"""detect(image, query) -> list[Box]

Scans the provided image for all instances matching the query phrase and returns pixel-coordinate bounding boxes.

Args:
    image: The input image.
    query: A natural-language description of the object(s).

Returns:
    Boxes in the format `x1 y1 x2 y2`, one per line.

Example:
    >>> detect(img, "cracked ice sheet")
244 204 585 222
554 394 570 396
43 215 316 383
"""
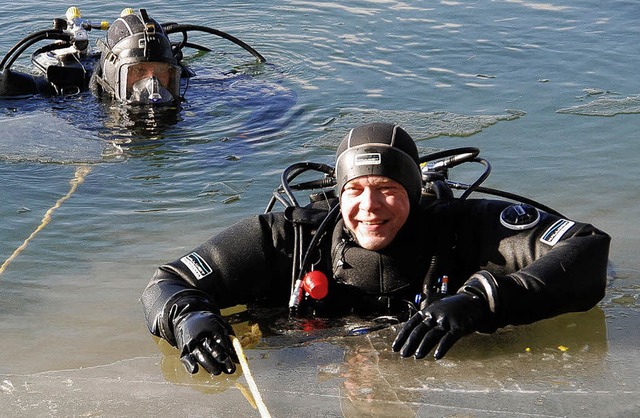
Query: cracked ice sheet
306 107 526 152
0 112 121 164
0 344 346 417
1 310 639 418
556 93 640 116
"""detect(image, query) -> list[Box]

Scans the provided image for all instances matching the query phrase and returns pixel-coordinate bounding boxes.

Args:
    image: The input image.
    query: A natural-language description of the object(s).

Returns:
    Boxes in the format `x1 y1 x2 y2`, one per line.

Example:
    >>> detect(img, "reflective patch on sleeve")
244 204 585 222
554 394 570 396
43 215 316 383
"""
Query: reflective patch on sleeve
180 252 213 280
473 273 497 313
540 219 575 246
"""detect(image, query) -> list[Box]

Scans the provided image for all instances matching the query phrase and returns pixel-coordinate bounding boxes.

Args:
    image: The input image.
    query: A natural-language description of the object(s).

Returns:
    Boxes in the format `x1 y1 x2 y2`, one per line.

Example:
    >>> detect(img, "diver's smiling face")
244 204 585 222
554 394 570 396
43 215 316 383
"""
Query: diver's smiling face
340 175 410 251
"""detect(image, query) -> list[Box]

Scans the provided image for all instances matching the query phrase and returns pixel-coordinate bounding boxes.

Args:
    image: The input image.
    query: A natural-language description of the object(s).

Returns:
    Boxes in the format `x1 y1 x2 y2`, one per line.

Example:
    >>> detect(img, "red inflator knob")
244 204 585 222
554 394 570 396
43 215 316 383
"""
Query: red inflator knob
302 270 329 300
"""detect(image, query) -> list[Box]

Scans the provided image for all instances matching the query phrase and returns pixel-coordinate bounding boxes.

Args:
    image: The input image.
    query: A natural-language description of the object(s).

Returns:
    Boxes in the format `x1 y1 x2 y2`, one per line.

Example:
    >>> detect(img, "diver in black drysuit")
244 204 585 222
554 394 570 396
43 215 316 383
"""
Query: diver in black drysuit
141 122 611 376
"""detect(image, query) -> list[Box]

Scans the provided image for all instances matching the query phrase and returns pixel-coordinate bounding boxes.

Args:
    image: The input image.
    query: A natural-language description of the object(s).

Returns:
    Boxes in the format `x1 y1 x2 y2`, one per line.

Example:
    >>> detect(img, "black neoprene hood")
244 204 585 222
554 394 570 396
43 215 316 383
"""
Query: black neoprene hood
335 123 423 204
106 13 176 64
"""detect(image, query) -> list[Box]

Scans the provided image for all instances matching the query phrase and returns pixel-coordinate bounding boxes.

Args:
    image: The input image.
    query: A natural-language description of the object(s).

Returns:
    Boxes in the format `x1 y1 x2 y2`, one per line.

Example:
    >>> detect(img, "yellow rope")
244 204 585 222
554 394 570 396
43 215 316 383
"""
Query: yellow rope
231 335 272 418
2 167 271 418
0 165 91 276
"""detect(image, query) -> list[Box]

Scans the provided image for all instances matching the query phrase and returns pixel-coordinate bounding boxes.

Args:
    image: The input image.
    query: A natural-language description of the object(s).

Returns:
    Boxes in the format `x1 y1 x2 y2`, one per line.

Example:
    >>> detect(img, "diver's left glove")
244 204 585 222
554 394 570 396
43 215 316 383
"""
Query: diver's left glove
173 311 238 375
391 290 490 360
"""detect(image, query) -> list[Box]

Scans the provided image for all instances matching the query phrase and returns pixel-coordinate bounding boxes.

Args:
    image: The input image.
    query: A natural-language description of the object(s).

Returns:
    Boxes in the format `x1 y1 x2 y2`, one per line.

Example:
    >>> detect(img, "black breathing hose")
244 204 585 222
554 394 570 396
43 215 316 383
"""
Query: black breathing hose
458 158 491 200
162 24 266 63
0 29 69 70
265 162 335 212
31 42 72 57
419 146 480 168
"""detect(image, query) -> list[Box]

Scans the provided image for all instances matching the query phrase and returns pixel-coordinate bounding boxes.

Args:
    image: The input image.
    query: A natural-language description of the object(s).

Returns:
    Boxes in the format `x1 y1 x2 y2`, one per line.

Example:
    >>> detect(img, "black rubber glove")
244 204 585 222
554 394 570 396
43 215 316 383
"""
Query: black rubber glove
173 311 238 375
392 291 489 359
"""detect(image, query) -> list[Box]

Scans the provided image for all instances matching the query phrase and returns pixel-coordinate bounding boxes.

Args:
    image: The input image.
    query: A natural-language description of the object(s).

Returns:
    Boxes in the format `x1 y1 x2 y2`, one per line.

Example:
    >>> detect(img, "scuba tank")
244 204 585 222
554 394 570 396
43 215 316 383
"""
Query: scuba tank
31 6 108 96
0 7 108 98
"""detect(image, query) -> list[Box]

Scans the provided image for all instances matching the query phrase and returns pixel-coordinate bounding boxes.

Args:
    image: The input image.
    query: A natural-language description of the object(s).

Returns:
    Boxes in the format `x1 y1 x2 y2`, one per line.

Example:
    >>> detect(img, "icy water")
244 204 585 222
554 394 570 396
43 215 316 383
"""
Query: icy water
1 1 639 417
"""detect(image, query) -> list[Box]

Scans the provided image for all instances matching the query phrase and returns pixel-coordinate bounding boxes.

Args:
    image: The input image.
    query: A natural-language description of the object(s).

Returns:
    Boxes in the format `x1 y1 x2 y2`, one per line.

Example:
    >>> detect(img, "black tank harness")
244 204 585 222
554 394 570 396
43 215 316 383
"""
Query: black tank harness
264 147 564 321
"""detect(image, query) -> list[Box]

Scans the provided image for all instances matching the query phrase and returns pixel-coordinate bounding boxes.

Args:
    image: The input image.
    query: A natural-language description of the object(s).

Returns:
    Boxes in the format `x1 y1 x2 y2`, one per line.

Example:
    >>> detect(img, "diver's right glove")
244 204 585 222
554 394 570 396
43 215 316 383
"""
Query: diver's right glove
173 310 238 375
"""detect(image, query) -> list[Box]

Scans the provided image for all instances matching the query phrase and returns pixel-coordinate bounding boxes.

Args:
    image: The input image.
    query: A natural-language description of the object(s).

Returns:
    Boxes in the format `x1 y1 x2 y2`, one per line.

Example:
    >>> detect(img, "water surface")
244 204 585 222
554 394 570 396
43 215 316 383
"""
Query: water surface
1 1 638 416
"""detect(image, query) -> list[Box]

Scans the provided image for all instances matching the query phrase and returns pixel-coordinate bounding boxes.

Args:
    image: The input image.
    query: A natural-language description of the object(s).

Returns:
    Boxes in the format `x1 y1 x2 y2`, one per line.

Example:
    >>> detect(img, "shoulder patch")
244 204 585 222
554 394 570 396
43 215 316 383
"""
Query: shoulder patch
540 219 575 246
180 252 213 280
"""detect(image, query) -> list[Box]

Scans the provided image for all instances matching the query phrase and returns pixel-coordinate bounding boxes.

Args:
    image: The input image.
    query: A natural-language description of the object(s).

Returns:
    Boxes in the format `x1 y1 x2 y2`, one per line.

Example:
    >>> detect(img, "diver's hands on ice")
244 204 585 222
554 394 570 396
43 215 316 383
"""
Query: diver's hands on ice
174 311 238 375
392 292 487 359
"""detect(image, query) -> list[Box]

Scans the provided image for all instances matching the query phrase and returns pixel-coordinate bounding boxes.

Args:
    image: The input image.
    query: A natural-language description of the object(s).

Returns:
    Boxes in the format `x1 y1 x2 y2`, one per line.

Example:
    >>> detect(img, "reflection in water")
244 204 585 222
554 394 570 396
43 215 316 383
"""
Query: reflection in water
332 308 608 417
182 68 299 140
100 102 184 141
155 307 607 417
340 342 417 417
157 336 241 395
91 70 298 162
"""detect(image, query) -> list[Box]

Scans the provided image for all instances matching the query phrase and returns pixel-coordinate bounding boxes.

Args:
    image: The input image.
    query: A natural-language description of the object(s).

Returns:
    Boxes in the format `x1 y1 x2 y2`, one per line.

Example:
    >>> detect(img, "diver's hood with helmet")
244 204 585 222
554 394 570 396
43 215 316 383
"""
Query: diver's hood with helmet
91 9 181 105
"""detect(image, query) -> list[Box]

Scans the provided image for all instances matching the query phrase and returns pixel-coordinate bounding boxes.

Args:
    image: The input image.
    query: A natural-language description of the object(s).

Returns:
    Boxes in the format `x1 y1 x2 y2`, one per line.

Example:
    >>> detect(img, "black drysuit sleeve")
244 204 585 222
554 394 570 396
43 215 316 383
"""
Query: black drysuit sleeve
451 199 611 332
141 212 294 345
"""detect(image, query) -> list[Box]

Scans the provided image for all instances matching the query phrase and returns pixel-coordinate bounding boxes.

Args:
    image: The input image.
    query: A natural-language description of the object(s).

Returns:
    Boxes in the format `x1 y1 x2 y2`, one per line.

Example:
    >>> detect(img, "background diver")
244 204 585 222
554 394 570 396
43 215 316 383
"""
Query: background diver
0 7 265 104
141 122 611 376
